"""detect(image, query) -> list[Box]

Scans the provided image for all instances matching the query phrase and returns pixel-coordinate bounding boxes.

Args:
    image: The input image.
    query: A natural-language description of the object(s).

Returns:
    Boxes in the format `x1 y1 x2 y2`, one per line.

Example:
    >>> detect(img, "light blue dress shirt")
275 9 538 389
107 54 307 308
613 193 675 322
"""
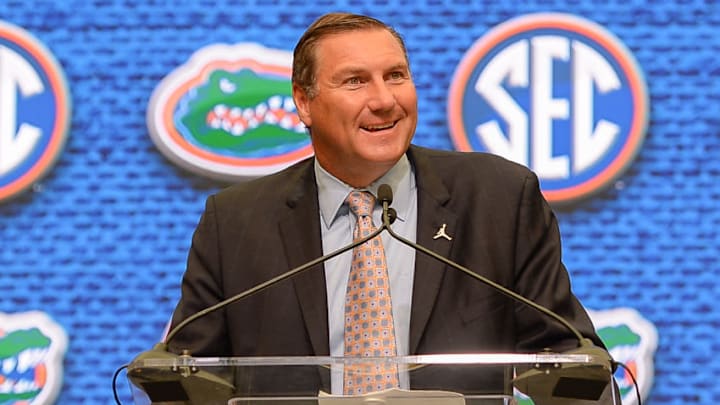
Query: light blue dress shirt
314 155 418 394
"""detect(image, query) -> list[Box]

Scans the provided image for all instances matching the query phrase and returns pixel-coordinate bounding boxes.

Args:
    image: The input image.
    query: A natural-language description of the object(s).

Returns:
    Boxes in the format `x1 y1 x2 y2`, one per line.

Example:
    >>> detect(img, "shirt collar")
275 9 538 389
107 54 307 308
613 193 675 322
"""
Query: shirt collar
315 155 415 229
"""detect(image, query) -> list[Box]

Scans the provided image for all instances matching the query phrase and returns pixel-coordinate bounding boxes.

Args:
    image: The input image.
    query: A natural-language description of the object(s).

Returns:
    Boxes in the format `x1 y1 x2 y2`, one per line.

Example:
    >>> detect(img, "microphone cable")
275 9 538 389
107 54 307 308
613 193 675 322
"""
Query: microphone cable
112 363 128 405
614 360 642 405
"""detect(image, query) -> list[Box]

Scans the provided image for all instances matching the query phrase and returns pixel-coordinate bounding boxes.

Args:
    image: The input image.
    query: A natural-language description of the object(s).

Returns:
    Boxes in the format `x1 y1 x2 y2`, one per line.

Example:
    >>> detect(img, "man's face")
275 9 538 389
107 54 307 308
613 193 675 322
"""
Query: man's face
293 28 418 187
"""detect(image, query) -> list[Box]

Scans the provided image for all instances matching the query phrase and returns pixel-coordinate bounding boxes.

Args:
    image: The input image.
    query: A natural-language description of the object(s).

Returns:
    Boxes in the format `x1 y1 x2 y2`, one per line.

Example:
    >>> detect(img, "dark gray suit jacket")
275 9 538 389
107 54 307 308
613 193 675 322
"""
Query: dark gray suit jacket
168 145 604 396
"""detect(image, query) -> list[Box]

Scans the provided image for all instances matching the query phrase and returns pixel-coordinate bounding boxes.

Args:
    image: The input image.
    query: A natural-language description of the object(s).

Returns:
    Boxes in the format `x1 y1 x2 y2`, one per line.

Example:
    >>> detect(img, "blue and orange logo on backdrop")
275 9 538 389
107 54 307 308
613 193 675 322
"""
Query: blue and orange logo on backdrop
448 13 648 205
0 21 71 203
589 308 657 405
147 43 312 181
0 311 68 405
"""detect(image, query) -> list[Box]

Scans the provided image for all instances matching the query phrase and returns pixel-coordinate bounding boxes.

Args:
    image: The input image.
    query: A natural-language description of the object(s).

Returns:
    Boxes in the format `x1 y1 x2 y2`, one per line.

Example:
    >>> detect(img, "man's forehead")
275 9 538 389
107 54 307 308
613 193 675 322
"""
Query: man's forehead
314 30 407 68
315 28 403 54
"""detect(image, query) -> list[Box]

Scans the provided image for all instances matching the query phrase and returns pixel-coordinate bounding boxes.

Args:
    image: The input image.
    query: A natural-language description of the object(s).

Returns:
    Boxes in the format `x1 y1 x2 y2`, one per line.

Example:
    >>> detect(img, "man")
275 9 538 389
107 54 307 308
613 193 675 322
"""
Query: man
167 12 611 400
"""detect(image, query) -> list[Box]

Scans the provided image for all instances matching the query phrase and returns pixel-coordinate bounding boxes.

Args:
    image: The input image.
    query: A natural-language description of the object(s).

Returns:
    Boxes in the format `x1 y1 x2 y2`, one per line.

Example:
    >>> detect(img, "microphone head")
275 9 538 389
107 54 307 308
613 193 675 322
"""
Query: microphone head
377 184 393 205
387 207 398 224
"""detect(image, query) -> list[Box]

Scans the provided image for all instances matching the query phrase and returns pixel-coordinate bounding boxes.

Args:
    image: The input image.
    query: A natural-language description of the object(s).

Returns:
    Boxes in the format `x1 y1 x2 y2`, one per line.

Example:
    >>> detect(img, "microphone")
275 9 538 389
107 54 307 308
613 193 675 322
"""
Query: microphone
375 184 616 403
377 183 397 224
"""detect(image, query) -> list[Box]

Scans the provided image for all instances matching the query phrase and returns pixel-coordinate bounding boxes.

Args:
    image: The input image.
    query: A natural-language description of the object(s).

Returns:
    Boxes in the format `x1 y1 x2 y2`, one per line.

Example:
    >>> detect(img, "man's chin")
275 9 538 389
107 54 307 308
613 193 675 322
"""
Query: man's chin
361 146 408 165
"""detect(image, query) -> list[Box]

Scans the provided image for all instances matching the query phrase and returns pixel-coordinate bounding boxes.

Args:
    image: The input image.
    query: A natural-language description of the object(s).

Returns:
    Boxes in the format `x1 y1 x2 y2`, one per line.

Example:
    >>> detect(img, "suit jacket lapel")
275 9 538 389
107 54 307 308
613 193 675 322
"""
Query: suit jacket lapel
277 160 330 357
407 146 458 354
275 148 458 357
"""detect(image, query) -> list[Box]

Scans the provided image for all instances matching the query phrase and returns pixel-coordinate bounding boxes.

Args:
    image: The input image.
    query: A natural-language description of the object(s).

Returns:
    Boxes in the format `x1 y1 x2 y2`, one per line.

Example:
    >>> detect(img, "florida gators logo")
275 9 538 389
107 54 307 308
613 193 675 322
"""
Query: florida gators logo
448 13 648 205
147 43 312 181
589 308 657 405
0 21 71 203
0 311 68 404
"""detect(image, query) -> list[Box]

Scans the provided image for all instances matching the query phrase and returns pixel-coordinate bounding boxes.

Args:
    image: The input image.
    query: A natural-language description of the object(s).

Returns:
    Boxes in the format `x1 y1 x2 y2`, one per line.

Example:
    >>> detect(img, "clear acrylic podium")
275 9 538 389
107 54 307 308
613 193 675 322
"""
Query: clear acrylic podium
127 353 615 405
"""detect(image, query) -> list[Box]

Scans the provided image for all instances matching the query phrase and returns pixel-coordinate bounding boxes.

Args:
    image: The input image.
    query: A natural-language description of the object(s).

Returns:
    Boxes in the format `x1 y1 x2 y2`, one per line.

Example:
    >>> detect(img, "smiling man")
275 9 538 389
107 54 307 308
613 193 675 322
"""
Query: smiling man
291 19 417 188
166 12 611 399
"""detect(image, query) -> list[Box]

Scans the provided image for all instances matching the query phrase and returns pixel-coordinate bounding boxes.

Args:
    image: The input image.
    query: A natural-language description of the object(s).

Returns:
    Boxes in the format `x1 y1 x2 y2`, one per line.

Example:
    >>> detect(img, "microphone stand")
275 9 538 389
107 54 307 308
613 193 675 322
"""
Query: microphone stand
375 184 616 403
378 189 589 346
151 227 387 355
126 214 389 404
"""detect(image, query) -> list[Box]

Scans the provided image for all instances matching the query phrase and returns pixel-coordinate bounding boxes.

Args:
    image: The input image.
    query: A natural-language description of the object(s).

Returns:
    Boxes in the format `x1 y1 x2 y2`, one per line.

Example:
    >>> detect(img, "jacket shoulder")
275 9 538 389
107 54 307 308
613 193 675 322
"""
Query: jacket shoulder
211 157 314 206
409 145 534 185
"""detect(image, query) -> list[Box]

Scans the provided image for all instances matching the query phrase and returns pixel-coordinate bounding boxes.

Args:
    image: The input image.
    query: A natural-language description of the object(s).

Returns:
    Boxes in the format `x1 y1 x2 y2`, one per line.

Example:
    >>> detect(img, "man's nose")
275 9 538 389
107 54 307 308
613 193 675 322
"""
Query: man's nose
366 81 396 112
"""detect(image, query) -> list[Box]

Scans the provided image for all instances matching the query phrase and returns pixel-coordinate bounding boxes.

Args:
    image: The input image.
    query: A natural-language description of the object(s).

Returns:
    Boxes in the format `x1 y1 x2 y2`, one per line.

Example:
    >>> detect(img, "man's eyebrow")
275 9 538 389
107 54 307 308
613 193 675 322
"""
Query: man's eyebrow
333 63 409 77
335 67 366 76
329 67 368 83
386 63 410 72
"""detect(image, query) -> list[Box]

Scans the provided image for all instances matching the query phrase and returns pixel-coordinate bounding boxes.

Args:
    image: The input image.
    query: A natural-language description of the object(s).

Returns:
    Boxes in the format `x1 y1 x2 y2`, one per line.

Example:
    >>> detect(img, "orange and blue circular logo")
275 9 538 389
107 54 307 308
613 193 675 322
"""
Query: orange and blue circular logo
0 311 68 405
147 43 312 181
448 13 648 205
0 21 71 203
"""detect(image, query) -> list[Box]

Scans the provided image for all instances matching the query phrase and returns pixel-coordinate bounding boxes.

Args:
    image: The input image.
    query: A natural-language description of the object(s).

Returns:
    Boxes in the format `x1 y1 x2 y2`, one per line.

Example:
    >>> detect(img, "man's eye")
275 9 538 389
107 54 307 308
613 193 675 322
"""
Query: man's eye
347 77 361 85
389 71 406 80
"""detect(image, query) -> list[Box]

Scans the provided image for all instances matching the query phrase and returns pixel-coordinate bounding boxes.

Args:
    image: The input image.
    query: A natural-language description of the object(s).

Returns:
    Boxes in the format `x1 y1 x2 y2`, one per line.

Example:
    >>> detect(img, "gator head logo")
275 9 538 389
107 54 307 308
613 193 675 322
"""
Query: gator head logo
0 312 67 404
589 308 657 405
147 43 312 181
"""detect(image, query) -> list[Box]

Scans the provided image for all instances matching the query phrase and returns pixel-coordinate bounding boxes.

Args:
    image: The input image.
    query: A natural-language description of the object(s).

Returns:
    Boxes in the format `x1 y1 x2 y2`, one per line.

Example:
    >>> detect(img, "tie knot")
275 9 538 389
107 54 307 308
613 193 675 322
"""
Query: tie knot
346 191 375 218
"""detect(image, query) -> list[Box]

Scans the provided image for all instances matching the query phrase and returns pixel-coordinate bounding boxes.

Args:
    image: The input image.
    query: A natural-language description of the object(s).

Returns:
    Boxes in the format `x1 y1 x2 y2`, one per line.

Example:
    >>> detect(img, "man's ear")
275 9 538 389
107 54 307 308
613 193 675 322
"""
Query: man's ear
292 84 312 128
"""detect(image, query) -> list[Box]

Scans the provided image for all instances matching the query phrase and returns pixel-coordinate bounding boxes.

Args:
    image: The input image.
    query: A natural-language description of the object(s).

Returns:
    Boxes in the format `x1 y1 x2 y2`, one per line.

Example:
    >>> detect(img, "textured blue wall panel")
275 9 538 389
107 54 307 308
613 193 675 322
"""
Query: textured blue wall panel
0 0 718 403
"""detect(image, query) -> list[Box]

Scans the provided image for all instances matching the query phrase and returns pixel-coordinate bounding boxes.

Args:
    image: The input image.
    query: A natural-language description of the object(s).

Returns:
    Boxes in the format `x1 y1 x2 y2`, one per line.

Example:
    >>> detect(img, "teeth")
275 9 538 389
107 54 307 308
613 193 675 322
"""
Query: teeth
0 376 40 394
364 122 394 131
230 123 244 136
255 103 268 116
0 348 48 394
221 120 232 132
213 104 228 116
279 116 295 129
2 348 49 374
283 97 296 112
208 117 221 128
205 96 305 138
229 107 242 119
2 357 16 374
268 95 282 109
15 377 39 392
17 347 49 373
265 113 279 125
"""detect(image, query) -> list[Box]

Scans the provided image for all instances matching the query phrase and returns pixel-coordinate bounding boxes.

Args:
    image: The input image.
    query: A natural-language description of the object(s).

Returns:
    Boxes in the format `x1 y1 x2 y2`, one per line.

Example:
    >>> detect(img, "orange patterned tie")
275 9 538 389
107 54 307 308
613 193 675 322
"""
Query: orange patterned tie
343 191 400 395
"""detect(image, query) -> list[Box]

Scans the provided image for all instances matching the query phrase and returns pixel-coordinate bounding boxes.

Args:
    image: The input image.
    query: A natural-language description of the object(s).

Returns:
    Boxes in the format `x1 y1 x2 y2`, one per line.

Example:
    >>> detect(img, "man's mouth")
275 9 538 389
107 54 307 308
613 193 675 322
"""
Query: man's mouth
361 121 397 132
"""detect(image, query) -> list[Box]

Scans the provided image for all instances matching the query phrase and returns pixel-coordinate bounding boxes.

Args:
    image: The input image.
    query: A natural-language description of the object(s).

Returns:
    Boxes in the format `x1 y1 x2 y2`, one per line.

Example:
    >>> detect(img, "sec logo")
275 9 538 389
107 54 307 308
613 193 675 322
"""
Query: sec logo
0 21 71 203
147 43 312 181
448 13 648 205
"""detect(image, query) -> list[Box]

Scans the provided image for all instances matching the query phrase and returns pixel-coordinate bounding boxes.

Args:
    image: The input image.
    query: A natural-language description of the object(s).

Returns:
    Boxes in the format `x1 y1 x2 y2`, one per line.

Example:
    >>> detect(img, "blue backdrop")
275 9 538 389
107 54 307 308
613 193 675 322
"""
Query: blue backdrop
0 0 718 403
